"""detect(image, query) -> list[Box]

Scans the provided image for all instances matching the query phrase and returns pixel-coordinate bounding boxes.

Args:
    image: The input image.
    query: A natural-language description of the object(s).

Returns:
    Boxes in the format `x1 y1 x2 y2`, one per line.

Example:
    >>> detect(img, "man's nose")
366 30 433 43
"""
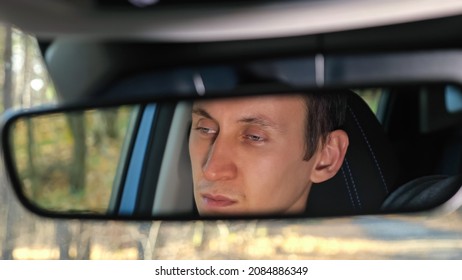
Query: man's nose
202 136 237 181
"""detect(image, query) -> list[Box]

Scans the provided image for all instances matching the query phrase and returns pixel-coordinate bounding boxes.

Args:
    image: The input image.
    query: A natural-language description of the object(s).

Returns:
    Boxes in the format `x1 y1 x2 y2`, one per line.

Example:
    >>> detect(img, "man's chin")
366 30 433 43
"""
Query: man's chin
198 206 241 216
197 206 279 217
197 205 305 217
198 205 252 217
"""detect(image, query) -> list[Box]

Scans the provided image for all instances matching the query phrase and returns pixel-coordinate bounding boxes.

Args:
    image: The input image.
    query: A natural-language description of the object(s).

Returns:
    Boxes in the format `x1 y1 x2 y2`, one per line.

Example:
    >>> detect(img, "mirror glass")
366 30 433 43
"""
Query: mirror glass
5 86 462 219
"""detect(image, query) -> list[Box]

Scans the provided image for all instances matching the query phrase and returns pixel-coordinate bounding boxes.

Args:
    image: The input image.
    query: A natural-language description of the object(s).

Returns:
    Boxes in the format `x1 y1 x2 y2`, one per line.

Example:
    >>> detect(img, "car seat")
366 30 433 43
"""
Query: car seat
306 91 403 216
381 174 462 212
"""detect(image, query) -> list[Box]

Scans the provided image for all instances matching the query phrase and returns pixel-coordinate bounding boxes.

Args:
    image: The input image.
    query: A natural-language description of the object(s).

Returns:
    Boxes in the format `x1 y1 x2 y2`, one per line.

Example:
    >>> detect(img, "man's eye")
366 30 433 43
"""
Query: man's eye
196 127 217 135
245 134 265 142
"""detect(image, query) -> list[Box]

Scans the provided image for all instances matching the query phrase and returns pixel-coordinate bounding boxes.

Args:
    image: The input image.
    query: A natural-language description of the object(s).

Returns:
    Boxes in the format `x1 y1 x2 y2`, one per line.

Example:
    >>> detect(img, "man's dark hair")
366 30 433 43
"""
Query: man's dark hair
301 91 348 160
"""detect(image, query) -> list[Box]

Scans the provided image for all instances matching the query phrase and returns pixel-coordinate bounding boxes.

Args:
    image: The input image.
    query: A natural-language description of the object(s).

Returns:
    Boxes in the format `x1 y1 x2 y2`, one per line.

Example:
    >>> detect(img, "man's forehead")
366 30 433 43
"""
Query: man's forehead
192 94 306 128
192 94 306 109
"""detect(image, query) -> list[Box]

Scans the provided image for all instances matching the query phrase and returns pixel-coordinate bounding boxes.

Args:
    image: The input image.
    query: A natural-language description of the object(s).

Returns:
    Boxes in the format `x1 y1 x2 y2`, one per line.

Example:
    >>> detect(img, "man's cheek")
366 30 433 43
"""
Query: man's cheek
190 144 206 170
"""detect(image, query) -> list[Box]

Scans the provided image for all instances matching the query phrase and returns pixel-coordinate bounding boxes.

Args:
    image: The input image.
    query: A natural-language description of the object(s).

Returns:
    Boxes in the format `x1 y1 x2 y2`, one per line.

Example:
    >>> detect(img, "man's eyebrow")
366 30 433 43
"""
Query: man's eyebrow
192 108 280 130
238 115 280 130
192 107 214 120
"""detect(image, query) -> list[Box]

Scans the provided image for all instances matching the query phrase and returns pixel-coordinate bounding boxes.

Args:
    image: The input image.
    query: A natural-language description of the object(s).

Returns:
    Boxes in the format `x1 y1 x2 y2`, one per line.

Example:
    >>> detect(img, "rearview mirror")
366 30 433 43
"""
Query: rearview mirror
3 85 462 219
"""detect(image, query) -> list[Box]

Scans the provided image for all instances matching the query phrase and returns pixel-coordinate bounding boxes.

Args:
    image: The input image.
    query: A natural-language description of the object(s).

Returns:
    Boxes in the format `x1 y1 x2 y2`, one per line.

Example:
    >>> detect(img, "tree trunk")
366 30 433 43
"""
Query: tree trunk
2 24 12 110
56 222 71 259
26 118 39 199
1 187 16 259
67 113 86 194
75 224 91 259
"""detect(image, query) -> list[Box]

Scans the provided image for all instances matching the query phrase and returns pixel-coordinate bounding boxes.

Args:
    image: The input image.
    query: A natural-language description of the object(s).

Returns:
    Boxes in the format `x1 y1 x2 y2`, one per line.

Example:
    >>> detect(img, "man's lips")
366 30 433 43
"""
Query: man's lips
202 193 237 207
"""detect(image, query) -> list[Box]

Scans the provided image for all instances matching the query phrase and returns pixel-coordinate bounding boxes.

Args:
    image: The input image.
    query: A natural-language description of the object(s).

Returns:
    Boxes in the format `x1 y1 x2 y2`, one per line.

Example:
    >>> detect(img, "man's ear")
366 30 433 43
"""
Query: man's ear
310 130 349 183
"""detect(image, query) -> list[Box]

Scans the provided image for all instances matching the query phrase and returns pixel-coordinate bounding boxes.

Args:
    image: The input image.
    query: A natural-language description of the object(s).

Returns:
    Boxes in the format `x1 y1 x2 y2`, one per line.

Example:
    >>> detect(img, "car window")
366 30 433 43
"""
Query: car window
355 88 386 118
0 26 57 110
445 85 462 113
0 24 147 259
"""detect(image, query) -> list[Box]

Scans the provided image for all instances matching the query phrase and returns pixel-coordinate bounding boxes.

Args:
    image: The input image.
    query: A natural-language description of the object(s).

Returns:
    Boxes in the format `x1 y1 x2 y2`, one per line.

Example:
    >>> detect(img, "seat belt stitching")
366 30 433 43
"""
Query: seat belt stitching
345 158 362 209
341 165 357 210
348 106 389 194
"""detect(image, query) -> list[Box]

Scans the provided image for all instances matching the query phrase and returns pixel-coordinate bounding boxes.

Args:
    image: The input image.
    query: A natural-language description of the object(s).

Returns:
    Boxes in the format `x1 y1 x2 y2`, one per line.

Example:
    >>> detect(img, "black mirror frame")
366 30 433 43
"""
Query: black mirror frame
3 50 462 220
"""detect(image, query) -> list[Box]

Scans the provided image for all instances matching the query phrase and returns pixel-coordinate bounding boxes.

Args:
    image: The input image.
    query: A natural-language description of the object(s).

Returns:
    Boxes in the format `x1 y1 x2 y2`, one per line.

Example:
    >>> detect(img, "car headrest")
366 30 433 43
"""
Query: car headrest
306 91 402 216
381 174 462 212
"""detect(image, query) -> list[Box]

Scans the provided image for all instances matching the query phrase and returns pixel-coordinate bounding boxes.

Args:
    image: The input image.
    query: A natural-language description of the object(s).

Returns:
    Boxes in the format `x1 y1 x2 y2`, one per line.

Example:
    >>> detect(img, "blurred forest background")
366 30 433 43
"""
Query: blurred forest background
1 23 447 260
12 106 133 214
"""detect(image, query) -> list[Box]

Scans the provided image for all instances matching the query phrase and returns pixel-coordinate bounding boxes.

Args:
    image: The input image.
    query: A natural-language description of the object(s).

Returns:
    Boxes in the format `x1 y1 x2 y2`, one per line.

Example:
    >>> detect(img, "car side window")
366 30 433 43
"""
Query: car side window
0 26 57 109
355 88 388 123
0 25 149 259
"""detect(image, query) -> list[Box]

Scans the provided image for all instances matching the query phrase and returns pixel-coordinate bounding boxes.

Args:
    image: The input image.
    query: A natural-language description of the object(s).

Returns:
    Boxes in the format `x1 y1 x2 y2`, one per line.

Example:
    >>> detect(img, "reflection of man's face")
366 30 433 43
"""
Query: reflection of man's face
189 95 318 216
